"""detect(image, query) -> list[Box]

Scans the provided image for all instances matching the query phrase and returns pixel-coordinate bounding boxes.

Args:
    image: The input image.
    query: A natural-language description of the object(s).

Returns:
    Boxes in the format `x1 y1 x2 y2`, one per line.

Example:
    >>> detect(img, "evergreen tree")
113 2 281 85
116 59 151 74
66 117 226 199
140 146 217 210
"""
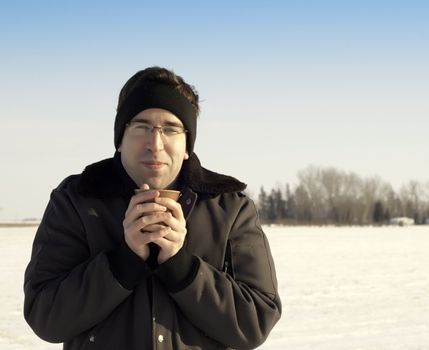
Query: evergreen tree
257 186 269 222
267 190 277 222
373 200 385 224
273 188 287 220
285 183 296 219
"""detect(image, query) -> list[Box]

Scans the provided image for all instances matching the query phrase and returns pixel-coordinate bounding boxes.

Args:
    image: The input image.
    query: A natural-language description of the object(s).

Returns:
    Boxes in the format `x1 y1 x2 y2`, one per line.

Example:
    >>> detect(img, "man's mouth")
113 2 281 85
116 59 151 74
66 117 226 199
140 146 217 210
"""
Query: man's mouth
141 161 165 169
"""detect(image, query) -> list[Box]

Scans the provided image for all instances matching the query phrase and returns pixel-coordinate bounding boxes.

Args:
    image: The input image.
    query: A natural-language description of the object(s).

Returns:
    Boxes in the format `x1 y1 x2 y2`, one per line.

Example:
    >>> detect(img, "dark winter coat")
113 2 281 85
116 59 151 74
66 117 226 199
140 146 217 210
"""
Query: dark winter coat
24 153 281 350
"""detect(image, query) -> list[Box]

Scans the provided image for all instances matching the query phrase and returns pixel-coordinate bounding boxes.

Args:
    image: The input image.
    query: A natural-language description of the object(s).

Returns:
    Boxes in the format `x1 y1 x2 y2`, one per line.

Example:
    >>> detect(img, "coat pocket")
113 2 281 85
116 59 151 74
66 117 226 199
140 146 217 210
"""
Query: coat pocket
222 240 235 278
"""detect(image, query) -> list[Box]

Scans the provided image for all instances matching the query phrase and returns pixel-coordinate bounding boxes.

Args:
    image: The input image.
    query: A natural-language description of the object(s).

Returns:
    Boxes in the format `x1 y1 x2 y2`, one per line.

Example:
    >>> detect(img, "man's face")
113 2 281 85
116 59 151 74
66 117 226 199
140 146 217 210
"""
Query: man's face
118 108 189 189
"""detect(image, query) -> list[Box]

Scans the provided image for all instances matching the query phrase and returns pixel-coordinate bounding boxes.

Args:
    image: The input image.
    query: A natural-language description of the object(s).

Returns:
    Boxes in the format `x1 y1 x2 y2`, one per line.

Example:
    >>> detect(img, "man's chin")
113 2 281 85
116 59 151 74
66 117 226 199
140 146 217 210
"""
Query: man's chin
143 179 169 190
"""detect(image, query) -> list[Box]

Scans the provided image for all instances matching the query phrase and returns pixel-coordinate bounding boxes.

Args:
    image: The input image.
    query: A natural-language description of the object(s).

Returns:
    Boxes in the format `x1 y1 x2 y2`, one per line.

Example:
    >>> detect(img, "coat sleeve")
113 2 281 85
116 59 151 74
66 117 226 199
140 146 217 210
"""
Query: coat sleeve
23 188 132 343
156 194 282 349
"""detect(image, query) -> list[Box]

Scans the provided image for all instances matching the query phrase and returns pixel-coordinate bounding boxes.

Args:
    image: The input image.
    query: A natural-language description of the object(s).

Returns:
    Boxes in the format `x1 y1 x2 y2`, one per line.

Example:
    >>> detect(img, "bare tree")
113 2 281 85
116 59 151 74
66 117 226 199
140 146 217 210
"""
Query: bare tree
254 165 429 226
400 181 424 223
297 166 327 222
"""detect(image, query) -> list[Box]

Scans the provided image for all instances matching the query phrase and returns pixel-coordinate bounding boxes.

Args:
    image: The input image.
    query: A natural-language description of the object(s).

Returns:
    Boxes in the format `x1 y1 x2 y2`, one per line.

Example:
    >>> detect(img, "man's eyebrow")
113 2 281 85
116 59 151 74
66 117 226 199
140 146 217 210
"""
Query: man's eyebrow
163 121 184 127
130 118 149 123
131 118 183 127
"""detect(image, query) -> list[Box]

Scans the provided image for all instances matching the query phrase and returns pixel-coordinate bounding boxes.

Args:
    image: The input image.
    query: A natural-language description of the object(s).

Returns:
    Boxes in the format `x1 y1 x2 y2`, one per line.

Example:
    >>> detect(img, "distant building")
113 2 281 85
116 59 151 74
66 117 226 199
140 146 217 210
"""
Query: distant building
425 218 429 225
0 218 40 227
389 217 415 226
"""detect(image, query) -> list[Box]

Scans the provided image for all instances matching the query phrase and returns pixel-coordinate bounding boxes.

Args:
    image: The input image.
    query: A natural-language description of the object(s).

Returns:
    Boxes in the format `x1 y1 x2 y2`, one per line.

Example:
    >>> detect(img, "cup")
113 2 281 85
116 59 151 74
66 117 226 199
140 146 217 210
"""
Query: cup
156 189 181 201
135 189 181 230
134 188 181 201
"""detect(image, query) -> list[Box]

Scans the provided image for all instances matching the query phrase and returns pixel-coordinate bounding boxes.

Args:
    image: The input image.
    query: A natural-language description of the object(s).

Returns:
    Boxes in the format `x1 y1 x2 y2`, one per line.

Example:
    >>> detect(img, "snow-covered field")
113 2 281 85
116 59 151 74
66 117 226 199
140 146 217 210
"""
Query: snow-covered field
1 225 428 350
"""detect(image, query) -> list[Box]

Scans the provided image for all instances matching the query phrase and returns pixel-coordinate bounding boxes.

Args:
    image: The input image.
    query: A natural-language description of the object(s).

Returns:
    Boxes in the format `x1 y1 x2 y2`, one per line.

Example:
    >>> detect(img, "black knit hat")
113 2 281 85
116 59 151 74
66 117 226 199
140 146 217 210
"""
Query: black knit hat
114 83 197 154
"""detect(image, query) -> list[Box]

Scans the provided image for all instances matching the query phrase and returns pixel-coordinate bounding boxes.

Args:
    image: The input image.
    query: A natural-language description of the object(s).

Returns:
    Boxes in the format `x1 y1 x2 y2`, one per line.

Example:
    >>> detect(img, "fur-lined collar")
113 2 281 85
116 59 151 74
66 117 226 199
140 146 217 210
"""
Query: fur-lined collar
76 152 246 198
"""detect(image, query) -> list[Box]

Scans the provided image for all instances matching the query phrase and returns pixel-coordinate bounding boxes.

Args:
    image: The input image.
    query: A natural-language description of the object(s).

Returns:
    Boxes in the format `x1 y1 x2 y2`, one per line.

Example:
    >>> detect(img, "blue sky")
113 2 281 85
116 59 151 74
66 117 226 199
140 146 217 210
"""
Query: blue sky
1 1 428 219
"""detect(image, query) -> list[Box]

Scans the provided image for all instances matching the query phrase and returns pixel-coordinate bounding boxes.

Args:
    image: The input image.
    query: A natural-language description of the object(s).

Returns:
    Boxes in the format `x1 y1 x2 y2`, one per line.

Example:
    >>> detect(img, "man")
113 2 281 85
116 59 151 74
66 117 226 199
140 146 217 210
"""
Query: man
24 67 281 349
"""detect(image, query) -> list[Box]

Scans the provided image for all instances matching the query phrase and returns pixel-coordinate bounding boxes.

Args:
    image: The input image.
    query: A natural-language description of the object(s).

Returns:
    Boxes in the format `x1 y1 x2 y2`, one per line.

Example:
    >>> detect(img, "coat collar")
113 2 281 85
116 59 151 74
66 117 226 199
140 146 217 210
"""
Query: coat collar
76 152 246 198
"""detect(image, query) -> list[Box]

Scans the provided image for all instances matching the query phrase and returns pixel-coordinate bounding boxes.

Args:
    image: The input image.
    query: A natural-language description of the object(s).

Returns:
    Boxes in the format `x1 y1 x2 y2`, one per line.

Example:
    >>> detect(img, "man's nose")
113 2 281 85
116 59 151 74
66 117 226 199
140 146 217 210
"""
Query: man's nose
146 128 164 152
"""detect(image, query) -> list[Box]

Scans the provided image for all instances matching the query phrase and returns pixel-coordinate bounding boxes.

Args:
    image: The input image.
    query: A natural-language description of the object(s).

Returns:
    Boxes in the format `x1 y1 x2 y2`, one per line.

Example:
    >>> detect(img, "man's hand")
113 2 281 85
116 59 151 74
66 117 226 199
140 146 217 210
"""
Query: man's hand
123 184 171 260
151 196 188 264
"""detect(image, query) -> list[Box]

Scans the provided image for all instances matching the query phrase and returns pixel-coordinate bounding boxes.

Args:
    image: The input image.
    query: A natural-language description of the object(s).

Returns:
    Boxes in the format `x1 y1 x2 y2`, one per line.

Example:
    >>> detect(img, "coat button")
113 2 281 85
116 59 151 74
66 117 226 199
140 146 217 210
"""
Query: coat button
158 334 164 343
185 198 192 205
89 335 95 342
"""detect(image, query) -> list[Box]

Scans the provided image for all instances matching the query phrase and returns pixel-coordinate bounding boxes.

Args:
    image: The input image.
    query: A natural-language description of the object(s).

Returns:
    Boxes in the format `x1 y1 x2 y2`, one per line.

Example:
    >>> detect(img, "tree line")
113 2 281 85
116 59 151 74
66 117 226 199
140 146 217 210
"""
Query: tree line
256 165 429 225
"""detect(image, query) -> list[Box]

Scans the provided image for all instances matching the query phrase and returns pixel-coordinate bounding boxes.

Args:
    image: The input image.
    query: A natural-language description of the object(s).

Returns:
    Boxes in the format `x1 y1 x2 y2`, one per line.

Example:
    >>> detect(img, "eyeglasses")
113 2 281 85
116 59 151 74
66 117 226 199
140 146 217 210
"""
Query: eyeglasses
125 121 188 139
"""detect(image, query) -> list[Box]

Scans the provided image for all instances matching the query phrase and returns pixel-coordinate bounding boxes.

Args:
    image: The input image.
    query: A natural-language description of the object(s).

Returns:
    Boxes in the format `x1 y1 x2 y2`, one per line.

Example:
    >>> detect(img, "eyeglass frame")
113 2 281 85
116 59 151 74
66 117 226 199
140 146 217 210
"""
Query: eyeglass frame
125 120 188 139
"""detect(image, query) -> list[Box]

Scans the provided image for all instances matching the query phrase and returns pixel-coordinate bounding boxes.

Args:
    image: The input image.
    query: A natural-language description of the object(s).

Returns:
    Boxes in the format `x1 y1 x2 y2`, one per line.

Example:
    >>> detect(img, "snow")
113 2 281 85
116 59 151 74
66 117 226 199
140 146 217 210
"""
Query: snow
1 226 428 350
